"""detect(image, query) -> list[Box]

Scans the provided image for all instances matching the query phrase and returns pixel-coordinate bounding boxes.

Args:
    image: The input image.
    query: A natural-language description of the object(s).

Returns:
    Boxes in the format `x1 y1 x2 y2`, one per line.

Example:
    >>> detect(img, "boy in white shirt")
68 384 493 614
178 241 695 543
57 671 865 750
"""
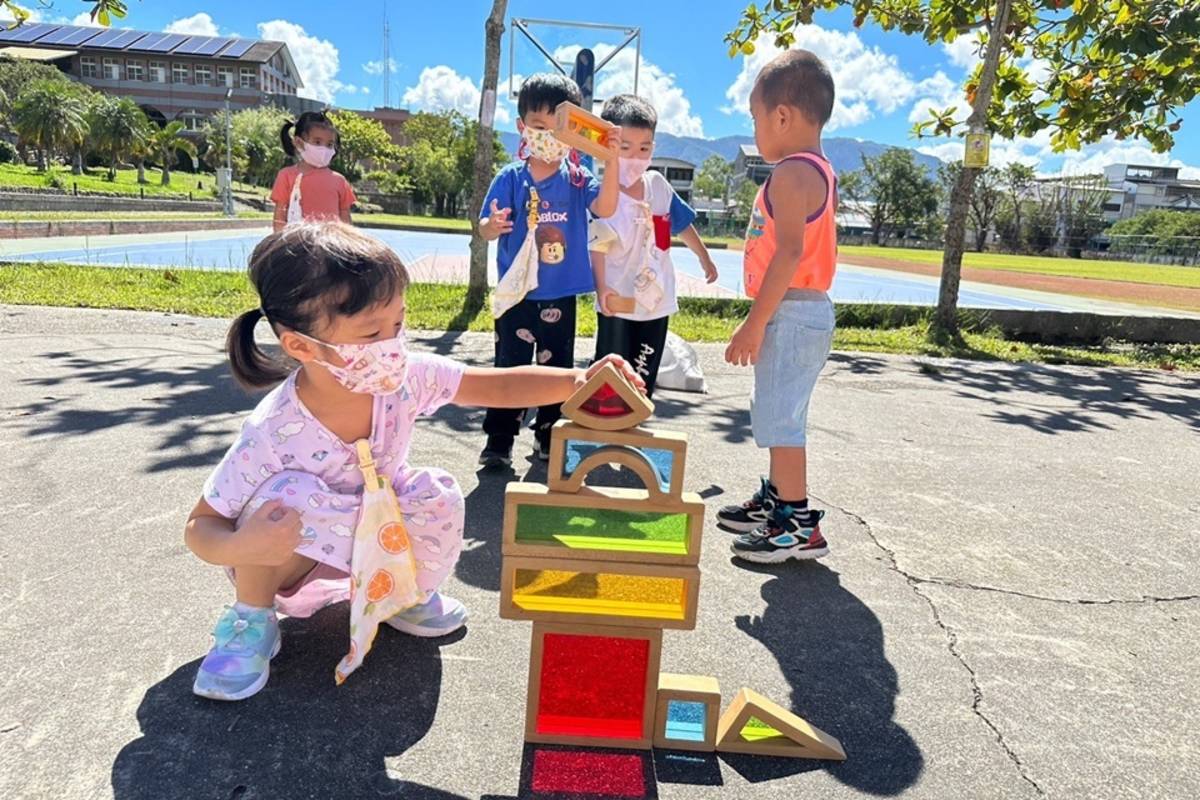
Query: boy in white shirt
589 94 719 396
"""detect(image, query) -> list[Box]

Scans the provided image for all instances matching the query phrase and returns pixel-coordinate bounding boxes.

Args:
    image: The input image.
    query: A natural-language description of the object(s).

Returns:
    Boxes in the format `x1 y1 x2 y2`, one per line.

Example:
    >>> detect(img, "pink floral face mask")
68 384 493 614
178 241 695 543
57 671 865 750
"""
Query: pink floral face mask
299 328 409 395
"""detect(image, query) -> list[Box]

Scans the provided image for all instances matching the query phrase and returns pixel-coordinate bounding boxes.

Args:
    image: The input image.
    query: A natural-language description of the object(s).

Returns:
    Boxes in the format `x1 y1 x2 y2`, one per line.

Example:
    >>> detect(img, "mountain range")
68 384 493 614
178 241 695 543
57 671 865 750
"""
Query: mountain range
498 131 944 177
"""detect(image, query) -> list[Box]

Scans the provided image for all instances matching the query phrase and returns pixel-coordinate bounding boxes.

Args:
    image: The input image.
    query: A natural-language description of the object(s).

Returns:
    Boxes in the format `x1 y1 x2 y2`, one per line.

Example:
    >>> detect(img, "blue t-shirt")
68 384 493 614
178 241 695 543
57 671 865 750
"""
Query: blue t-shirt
481 161 601 301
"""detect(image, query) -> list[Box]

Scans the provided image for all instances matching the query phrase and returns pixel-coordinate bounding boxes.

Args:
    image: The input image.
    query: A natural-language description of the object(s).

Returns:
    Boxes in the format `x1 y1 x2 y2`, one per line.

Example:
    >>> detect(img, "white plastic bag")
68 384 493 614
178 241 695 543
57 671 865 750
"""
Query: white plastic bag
656 332 707 393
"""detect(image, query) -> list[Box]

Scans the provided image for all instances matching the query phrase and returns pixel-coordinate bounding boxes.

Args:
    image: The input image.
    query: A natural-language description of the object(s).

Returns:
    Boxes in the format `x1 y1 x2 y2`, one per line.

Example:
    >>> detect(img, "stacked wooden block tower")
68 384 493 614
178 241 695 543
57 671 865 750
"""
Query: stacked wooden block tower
500 363 846 761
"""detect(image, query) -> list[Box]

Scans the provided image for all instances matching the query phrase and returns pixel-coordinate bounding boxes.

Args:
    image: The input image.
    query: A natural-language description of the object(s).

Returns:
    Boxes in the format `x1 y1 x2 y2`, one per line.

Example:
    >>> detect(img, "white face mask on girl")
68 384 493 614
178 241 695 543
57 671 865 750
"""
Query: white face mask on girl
522 126 572 163
618 157 651 187
299 329 409 395
299 142 335 169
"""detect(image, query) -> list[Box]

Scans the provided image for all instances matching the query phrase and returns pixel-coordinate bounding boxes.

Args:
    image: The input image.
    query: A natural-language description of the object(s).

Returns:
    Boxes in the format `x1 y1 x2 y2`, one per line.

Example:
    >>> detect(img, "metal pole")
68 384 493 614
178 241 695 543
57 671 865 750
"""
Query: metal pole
223 89 234 217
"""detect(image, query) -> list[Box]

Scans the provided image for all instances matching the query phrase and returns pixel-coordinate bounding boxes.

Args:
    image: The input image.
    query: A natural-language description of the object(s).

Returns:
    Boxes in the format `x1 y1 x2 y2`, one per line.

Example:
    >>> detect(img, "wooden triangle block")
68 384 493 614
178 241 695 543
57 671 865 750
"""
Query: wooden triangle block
715 687 846 761
560 361 653 432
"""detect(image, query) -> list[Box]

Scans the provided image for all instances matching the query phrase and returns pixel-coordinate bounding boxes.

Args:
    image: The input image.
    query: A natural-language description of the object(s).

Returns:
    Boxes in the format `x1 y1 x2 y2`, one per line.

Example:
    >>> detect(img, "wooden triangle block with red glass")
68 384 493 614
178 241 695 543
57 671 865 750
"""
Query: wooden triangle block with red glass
560 361 654 432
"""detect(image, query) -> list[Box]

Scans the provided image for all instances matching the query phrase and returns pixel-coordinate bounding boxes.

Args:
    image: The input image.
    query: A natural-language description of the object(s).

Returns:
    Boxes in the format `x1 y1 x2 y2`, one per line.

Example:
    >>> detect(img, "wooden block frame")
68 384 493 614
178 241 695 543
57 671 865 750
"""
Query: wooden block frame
552 101 616 162
560 361 654 432
502 482 704 566
548 420 688 500
606 295 637 314
653 673 721 752
525 622 662 750
715 687 846 761
500 553 701 630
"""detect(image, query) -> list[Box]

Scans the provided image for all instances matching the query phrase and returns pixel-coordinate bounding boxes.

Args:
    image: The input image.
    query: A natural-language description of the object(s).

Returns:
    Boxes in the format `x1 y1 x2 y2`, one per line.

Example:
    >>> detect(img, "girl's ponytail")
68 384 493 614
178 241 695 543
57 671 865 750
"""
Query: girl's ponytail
280 121 296 157
226 308 290 390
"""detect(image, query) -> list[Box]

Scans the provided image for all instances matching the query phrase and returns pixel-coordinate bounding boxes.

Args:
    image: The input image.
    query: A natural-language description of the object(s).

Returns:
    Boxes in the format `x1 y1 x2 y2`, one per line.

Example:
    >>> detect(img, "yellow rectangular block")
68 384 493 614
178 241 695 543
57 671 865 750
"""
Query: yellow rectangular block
500 555 700 630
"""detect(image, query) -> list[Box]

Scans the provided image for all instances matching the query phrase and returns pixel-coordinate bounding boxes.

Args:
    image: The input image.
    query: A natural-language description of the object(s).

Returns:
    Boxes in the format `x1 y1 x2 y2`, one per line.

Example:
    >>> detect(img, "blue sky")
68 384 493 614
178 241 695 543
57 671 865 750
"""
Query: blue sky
25 0 1200 176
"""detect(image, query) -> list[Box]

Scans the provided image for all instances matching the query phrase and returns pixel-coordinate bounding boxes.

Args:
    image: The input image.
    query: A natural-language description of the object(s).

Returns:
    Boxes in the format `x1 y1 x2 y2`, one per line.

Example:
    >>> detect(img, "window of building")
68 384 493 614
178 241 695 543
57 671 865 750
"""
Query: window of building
125 60 144 81
179 111 205 132
172 63 190 84
666 167 693 183
103 57 120 81
239 67 256 90
80 56 97 78
194 65 212 86
149 61 167 83
217 66 233 88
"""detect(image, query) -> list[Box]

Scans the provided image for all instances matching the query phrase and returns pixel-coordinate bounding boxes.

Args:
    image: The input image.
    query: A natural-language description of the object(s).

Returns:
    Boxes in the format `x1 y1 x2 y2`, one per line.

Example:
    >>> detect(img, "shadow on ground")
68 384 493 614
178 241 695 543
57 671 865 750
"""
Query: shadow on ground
111 605 469 799
919 360 1200 435
728 561 924 795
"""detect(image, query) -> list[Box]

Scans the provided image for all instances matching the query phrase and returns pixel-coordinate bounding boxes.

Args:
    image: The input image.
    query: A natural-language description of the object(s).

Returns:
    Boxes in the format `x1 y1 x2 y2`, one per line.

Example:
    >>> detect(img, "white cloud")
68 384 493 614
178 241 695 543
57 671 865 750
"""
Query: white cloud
551 44 705 138
942 34 983 70
401 65 511 124
364 58 398 76
723 27 915 132
71 12 97 25
257 19 343 103
164 12 219 36
907 70 963 125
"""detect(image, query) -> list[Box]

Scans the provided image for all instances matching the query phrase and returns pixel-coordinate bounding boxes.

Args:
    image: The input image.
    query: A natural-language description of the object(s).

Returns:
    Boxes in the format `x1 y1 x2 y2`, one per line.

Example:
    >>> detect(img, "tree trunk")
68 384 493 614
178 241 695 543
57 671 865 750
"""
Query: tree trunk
36 149 46 172
72 149 83 175
136 159 146 184
465 0 508 315
974 225 988 252
935 0 1014 335
161 162 170 186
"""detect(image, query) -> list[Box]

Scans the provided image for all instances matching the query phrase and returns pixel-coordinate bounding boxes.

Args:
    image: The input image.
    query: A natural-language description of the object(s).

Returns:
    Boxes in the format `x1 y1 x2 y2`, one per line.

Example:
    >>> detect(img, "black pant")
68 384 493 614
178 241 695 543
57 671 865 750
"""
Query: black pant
483 296 578 444
594 314 670 397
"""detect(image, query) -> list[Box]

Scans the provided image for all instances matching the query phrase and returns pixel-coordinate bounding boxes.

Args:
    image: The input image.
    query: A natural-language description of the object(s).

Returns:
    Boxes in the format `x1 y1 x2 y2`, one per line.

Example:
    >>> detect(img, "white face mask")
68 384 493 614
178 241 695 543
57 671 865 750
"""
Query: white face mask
618 157 651 187
521 126 572 163
299 142 335 168
298 329 409 395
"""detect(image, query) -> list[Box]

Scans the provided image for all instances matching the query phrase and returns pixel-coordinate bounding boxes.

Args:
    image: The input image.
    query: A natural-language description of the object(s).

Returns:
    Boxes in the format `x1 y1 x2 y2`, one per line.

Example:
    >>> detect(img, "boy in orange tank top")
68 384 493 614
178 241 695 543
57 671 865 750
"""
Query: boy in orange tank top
718 50 838 564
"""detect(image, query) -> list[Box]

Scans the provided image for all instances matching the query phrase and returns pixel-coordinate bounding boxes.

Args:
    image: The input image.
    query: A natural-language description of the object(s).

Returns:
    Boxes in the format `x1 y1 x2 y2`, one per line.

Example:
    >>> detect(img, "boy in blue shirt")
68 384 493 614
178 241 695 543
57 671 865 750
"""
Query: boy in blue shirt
477 73 621 467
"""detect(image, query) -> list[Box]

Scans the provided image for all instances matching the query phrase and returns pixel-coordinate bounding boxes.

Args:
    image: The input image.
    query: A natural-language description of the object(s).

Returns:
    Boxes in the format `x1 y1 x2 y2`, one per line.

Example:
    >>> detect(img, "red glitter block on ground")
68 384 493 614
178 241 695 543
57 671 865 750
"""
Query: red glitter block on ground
529 749 650 798
525 623 663 749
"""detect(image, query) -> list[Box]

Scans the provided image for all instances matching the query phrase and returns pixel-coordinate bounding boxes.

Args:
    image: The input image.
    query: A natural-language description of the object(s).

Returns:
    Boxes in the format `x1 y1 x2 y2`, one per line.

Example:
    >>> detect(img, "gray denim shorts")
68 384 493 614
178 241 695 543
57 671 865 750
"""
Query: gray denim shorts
750 290 835 448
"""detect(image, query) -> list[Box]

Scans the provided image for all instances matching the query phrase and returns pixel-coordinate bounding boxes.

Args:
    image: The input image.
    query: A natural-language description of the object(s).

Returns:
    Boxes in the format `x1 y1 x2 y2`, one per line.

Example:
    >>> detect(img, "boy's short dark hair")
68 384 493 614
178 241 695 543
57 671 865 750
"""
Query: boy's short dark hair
600 94 657 131
754 49 835 127
517 73 583 118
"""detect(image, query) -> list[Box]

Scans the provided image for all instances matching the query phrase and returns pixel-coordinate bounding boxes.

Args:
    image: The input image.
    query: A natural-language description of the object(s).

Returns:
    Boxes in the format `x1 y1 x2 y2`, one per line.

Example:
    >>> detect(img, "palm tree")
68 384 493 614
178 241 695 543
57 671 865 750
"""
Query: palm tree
10 80 89 172
148 120 197 185
89 97 149 180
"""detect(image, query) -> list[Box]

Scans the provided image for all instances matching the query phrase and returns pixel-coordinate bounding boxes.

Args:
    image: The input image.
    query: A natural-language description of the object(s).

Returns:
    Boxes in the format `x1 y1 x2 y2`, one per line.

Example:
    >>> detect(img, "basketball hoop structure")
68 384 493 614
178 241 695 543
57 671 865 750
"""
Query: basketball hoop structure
508 18 641 108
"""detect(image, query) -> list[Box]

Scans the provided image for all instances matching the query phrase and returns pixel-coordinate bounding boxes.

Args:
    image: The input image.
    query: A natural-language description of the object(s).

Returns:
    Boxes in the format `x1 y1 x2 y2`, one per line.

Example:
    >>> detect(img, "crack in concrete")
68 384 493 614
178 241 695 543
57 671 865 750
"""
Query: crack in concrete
814 494 1046 796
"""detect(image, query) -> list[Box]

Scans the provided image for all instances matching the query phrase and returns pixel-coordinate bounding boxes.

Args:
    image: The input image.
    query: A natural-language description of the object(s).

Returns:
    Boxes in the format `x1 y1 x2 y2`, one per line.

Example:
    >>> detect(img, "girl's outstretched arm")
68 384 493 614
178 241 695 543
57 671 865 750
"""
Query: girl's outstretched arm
453 354 644 408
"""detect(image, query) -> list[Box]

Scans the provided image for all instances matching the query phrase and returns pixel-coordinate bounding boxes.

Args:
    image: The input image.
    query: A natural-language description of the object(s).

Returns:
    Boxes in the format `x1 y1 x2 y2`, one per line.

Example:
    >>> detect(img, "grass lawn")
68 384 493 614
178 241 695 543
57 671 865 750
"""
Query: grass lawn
356 213 471 231
0 210 270 222
840 244 1200 290
1 262 1196 371
0 163 259 199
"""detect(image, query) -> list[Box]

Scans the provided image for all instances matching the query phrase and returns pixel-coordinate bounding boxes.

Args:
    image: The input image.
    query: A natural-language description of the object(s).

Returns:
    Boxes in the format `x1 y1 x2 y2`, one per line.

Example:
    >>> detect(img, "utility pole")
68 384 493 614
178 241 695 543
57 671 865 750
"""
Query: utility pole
382 3 391 108
222 88 234 217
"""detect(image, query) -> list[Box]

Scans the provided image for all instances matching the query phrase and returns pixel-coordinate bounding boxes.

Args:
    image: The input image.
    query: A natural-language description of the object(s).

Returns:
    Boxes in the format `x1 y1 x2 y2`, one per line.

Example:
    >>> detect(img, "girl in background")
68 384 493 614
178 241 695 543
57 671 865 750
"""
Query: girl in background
270 111 356 232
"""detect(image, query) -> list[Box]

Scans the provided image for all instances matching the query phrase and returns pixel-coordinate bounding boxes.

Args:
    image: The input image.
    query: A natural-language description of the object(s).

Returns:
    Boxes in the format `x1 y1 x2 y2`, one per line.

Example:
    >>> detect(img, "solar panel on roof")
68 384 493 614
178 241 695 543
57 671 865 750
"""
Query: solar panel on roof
34 25 91 45
128 32 167 51
85 28 127 48
48 25 107 46
105 29 148 49
219 39 254 58
141 32 187 52
172 35 212 54
0 22 60 43
195 36 233 56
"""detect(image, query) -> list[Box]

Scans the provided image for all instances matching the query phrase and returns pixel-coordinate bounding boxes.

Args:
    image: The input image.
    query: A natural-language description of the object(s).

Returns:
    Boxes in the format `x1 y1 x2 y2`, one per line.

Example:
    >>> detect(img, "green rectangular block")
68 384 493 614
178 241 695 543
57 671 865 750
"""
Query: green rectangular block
514 504 691 557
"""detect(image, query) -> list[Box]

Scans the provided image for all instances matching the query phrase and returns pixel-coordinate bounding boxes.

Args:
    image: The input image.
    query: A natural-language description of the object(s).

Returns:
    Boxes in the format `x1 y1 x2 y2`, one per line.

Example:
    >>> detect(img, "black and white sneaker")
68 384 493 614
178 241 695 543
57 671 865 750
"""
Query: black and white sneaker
478 436 513 468
732 506 828 564
534 435 551 462
716 478 777 533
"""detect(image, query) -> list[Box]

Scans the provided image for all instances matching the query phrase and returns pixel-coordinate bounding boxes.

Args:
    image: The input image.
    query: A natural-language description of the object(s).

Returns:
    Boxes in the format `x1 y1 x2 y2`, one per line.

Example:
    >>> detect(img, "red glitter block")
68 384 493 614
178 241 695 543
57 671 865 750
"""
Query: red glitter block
530 749 648 797
526 623 663 749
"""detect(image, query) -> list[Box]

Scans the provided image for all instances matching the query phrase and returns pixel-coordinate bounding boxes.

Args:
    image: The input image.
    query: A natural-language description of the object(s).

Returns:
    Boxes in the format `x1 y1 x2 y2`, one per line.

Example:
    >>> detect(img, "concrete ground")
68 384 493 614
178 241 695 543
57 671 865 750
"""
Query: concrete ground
1 304 1197 800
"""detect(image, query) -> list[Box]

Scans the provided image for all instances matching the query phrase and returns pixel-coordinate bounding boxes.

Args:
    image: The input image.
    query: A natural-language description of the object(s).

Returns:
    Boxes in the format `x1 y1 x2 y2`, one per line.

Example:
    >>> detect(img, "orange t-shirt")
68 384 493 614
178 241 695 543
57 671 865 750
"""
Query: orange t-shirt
742 152 837 297
270 165 357 221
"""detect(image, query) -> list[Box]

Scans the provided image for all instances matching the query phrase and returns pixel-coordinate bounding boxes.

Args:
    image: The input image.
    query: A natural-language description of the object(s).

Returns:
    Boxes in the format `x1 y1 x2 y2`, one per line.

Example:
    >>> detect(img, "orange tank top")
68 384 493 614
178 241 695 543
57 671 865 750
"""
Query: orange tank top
743 152 838 297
